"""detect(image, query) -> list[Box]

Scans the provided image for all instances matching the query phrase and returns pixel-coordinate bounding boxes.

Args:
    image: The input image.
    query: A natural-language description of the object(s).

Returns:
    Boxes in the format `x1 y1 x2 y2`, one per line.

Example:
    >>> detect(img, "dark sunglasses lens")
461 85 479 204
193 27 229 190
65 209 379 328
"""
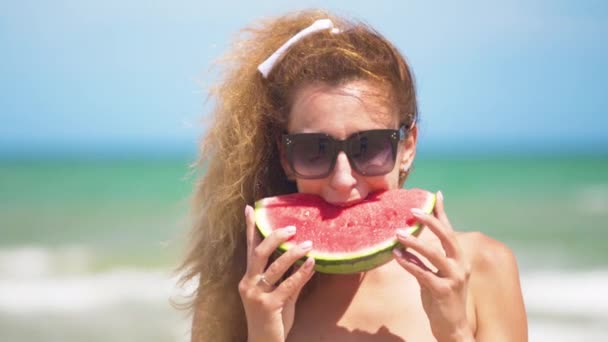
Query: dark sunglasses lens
291 136 333 178
349 133 395 175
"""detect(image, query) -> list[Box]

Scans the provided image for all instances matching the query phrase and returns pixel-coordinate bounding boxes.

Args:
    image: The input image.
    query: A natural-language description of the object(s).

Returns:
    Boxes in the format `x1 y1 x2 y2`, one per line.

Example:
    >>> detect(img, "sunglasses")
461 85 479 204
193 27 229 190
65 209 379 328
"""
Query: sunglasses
282 126 407 179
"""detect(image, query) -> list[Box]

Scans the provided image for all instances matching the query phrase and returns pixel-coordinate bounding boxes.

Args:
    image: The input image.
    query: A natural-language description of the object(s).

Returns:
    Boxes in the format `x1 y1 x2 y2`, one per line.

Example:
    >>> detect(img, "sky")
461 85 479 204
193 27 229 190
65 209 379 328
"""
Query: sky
0 0 607 158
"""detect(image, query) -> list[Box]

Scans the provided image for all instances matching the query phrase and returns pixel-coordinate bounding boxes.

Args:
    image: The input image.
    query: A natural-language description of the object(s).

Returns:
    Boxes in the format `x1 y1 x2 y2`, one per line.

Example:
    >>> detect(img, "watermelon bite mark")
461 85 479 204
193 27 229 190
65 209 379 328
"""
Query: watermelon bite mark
254 188 436 274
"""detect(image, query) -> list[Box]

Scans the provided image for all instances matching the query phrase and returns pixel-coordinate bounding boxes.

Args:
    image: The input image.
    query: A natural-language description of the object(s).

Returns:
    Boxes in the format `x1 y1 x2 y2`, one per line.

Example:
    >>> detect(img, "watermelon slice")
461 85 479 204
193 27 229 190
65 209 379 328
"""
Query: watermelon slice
254 188 436 274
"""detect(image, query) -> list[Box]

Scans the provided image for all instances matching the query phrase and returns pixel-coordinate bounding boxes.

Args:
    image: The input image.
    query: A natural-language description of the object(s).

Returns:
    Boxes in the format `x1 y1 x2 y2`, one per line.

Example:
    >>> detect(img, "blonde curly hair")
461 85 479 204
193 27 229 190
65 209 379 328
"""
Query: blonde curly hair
178 9 419 341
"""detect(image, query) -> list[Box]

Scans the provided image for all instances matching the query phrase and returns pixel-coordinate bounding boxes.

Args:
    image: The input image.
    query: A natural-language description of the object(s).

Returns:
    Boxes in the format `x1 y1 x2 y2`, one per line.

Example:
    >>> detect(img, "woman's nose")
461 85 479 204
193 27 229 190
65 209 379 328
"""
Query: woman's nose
328 152 357 191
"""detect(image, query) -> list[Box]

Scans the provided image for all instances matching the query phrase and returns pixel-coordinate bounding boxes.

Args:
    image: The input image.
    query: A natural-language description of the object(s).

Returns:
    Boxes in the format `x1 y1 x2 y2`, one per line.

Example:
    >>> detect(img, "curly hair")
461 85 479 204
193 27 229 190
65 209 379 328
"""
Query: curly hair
177 9 419 341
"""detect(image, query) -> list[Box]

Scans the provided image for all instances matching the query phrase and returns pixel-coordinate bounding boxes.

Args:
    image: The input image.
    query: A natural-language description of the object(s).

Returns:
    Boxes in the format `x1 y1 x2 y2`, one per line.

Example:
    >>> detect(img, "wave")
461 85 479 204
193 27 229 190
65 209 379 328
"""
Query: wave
2 246 608 318
0 246 194 314
1 247 607 341
0 268 190 314
0 245 91 278
523 270 608 321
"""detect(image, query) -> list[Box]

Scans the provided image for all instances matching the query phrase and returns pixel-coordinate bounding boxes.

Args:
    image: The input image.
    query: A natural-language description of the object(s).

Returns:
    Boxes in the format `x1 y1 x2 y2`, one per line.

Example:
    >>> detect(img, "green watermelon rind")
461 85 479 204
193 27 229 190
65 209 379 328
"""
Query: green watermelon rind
254 191 437 274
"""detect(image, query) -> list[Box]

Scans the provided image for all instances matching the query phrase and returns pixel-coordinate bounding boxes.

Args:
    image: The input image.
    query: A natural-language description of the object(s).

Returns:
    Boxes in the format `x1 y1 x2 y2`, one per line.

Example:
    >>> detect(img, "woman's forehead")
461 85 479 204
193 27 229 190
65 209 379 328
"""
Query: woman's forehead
287 80 399 131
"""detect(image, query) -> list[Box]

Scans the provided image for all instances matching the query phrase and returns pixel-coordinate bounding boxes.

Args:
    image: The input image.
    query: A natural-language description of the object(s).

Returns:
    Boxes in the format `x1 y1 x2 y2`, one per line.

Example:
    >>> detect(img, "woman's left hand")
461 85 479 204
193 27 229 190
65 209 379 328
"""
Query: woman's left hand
393 191 475 342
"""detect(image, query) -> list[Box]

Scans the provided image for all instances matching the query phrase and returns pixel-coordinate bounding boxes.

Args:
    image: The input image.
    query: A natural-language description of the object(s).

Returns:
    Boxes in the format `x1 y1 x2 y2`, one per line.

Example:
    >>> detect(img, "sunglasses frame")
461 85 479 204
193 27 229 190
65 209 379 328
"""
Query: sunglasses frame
282 125 407 179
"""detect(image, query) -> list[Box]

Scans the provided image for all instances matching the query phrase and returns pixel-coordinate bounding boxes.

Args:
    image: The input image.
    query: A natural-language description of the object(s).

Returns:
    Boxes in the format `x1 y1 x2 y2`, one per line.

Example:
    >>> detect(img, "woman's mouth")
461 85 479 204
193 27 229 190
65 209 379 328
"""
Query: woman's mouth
326 197 365 207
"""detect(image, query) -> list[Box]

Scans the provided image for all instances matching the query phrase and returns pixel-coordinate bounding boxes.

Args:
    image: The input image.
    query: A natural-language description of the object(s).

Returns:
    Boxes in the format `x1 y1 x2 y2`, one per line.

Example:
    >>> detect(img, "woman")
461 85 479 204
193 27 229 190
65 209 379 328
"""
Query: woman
179 9 527 342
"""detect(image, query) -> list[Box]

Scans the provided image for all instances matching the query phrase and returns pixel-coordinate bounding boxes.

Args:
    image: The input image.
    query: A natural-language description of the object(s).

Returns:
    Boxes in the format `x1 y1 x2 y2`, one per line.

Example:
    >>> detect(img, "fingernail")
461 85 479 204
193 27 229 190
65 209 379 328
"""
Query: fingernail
299 240 313 250
437 191 444 202
411 208 425 216
393 248 403 257
396 228 411 238
284 226 296 235
303 257 314 269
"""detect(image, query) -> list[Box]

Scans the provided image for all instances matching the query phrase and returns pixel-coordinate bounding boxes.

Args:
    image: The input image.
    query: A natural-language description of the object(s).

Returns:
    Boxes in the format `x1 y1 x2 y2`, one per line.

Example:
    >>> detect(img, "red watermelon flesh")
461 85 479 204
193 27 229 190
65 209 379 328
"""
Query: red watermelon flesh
254 188 436 274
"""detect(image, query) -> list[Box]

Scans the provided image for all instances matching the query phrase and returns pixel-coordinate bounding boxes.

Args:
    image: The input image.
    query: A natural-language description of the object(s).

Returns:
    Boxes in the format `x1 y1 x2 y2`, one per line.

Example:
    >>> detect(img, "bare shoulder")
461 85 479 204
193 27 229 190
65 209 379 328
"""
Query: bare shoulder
456 231 528 341
456 231 519 275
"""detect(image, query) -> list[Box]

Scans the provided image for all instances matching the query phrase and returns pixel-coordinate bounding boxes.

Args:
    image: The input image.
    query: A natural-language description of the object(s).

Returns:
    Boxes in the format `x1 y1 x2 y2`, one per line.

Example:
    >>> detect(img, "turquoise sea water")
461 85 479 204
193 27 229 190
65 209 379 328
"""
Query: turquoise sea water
1 156 607 340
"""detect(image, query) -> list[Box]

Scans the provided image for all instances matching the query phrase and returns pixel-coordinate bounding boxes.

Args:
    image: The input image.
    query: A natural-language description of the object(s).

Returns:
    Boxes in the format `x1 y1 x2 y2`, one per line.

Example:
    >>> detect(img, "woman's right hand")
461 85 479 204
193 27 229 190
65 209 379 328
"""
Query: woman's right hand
239 205 316 342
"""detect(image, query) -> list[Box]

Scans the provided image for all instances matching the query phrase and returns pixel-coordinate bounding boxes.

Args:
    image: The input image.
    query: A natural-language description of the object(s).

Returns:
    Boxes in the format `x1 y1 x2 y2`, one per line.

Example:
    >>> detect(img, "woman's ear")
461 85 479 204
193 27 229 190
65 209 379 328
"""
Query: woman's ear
399 124 418 176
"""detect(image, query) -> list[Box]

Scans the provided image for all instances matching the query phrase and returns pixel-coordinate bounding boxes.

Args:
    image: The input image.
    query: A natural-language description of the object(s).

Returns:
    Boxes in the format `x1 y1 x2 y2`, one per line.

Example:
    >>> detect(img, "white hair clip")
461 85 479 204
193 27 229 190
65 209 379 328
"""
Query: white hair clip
257 19 340 78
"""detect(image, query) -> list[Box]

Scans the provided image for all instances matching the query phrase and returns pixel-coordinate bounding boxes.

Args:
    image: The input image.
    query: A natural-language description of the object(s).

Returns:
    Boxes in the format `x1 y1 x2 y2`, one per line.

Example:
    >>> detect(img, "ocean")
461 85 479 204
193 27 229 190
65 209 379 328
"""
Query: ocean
1 156 607 341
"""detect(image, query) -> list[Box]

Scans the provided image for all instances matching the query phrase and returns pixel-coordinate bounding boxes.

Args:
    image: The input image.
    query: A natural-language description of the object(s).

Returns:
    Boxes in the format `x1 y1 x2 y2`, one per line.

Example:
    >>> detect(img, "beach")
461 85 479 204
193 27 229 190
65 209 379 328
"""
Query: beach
1 156 607 341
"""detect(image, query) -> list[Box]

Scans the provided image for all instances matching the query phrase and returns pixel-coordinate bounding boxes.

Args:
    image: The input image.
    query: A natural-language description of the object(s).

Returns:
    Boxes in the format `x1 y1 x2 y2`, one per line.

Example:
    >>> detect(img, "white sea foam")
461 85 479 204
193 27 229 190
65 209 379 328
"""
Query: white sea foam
522 270 608 321
0 269 190 314
529 320 608 342
1 246 607 340
0 246 195 314
0 245 91 278
3 267 607 318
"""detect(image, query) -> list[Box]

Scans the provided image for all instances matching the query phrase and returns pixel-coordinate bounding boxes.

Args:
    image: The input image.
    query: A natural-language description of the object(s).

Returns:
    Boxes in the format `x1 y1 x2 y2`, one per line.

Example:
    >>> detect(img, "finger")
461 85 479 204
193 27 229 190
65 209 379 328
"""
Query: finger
393 248 436 289
274 257 316 301
286 262 314 305
410 208 460 259
263 240 313 285
249 225 297 275
245 205 262 269
396 228 452 276
433 191 452 229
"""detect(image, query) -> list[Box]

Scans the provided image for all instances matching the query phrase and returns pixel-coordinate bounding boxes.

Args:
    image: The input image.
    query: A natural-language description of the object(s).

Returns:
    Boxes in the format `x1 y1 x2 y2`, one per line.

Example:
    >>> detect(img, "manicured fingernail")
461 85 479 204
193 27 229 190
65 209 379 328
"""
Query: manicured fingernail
393 248 403 257
437 191 444 202
396 228 411 238
284 226 296 235
299 240 313 250
303 257 314 269
411 208 425 216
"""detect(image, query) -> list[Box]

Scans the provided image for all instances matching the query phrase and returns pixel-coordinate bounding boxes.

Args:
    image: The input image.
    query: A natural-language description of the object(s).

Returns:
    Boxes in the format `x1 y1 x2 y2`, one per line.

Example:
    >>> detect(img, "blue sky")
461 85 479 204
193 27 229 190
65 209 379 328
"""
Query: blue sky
1 0 606 157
